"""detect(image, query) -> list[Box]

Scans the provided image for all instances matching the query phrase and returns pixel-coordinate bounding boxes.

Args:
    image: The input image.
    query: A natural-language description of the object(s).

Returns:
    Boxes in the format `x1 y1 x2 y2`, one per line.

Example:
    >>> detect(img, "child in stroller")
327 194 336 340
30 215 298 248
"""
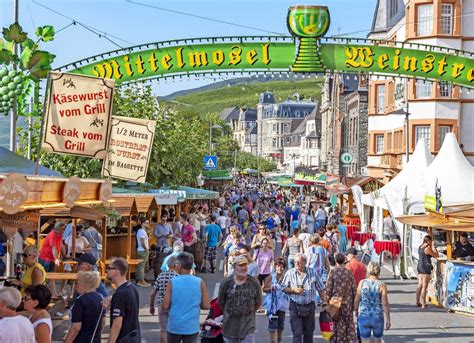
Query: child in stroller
200 297 224 343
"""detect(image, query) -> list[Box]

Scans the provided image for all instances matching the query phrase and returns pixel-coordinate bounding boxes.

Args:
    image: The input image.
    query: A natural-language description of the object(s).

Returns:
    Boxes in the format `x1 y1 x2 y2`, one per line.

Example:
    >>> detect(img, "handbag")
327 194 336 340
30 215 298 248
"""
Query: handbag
325 272 349 321
88 230 103 252
295 302 313 317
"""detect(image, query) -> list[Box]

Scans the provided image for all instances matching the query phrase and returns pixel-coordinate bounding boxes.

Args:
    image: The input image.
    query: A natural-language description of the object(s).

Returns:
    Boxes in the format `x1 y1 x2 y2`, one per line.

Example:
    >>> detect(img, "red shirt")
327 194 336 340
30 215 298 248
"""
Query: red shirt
346 258 367 287
181 224 195 245
39 230 62 262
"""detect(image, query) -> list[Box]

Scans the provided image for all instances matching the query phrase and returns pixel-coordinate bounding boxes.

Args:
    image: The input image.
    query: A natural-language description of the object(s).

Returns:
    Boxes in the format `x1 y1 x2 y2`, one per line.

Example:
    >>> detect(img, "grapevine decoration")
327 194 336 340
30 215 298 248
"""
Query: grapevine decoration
0 22 56 116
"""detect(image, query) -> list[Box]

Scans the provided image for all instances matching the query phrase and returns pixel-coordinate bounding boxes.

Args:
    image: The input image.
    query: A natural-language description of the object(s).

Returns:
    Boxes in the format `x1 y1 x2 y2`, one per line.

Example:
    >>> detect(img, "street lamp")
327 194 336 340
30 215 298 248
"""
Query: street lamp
209 122 223 155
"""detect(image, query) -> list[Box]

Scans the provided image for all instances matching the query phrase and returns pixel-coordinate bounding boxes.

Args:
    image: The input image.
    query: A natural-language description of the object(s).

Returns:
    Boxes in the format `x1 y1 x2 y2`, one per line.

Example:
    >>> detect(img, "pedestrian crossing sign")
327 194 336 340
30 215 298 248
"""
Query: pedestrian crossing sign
203 155 218 170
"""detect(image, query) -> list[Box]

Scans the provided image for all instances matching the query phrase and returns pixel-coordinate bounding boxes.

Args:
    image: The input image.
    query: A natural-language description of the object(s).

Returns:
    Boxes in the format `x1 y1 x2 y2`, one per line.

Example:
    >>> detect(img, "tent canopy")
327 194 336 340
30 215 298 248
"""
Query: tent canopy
362 138 433 210
0 147 62 177
422 133 474 206
177 186 219 200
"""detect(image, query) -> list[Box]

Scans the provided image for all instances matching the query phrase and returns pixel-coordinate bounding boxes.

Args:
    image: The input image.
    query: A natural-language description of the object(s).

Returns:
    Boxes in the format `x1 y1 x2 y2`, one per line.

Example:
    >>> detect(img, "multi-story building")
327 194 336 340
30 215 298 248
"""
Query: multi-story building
367 0 474 181
282 105 322 174
320 73 365 176
220 107 257 154
256 92 317 164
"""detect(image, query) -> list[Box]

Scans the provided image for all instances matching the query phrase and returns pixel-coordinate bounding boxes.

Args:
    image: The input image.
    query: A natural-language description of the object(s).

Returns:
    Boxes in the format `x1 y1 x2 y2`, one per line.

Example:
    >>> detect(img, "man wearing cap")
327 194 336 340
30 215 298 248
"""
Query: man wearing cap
218 255 262 343
346 247 367 287
75 253 109 299
161 241 196 273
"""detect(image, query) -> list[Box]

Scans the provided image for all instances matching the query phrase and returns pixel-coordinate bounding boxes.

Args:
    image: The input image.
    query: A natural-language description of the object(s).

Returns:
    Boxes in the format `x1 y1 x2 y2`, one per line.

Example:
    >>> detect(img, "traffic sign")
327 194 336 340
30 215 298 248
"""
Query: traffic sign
340 152 353 164
203 155 218 170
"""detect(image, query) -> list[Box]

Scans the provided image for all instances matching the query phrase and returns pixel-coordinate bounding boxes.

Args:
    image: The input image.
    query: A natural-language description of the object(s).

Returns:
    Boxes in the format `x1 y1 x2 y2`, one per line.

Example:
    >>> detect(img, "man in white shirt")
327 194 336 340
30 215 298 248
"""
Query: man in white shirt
218 195 226 208
0 287 35 341
217 210 228 235
136 217 150 287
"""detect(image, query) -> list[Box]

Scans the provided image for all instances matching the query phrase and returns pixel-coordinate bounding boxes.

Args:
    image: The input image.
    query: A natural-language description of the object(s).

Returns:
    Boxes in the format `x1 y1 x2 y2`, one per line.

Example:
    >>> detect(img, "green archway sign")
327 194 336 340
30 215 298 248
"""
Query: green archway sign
61 5 474 88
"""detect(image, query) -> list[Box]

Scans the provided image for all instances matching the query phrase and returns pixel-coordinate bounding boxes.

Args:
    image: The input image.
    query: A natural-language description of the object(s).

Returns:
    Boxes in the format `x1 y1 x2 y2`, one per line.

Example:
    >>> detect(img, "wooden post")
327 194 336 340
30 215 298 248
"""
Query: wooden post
446 231 452 260
348 193 354 216
101 216 107 277
176 204 181 219
72 219 77 259
127 215 131 260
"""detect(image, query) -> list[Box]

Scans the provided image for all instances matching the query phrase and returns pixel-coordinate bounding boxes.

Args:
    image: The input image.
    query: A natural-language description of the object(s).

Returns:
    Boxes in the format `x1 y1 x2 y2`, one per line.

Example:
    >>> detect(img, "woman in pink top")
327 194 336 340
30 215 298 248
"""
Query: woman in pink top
254 237 274 285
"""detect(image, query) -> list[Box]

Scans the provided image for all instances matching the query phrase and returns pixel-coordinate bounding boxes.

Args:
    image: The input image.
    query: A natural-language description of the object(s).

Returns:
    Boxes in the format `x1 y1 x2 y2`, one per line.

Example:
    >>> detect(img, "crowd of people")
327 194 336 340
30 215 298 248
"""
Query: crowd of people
0 175 397 343
144 176 393 343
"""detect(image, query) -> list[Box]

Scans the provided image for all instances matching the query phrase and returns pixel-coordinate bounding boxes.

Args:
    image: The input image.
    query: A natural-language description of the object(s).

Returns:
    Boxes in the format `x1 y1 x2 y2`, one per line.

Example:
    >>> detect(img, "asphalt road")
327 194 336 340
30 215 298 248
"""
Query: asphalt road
52 245 474 342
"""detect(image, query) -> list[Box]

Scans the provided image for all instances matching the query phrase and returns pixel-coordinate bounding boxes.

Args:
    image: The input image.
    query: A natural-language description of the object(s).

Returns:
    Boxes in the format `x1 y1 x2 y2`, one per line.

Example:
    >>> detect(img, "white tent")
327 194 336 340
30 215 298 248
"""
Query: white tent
360 138 433 238
362 138 433 210
422 132 474 206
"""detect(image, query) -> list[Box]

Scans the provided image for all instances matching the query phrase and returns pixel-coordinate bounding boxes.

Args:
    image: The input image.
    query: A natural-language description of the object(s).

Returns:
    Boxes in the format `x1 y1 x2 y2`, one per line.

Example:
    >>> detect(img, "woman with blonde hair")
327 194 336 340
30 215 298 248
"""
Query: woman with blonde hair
64 271 105 343
354 262 391 343
11 245 46 294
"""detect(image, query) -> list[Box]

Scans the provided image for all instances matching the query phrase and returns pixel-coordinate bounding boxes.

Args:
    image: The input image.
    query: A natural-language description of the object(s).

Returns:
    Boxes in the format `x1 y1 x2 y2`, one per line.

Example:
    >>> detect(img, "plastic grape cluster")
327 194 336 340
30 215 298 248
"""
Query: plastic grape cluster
0 65 26 115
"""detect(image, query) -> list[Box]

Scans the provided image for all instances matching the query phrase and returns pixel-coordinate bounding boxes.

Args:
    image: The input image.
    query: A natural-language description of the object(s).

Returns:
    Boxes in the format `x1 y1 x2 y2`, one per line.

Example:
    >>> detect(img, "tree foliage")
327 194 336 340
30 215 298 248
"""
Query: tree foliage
17 85 276 184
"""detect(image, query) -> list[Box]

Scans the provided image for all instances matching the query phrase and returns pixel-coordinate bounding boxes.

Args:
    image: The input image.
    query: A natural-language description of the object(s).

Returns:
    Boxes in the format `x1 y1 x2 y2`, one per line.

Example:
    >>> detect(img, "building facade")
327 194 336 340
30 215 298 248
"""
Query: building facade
256 92 317 165
367 0 474 181
320 73 367 176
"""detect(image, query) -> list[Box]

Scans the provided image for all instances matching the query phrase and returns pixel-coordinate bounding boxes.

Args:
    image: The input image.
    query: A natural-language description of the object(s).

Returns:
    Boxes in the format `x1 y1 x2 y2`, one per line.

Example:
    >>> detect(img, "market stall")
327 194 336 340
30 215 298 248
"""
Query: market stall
108 190 157 275
397 205 474 315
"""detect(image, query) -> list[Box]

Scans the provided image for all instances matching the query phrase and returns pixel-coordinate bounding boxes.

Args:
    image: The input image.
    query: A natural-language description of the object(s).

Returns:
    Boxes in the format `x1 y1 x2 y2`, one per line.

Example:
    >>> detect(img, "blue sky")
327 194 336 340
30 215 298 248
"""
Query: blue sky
1 0 377 95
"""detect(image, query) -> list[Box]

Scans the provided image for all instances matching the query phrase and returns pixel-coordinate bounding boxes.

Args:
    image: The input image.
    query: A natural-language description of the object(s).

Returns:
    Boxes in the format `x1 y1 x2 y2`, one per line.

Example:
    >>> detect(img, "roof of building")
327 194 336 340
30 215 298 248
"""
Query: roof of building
219 107 240 122
305 130 319 139
292 103 320 134
290 119 305 133
241 108 257 121
259 92 275 105
369 0 405 36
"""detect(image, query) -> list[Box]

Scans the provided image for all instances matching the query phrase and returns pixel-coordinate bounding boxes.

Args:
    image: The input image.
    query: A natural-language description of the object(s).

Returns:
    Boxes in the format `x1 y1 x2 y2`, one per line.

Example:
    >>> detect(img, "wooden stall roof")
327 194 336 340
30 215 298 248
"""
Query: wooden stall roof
112 188 157 213
40 206 105 221
396 204 474 232
110 196 138 216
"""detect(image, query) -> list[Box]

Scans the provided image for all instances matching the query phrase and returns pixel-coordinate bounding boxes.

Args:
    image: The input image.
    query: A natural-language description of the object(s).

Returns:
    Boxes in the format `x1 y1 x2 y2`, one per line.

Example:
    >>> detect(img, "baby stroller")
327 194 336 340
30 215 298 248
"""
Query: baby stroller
200 298 224 343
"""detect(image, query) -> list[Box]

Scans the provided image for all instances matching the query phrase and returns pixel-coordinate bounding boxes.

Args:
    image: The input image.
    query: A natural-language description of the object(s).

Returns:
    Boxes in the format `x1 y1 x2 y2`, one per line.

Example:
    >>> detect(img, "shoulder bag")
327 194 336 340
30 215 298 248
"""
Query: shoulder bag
325 272 349 321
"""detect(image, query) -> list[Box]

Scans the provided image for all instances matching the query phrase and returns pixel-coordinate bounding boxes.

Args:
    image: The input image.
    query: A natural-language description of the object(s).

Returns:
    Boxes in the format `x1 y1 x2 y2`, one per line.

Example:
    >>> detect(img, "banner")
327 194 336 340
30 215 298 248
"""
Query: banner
42 71 114 158
71 42 294 84
68 41 474 88
103 116 156 183
320 43 474 86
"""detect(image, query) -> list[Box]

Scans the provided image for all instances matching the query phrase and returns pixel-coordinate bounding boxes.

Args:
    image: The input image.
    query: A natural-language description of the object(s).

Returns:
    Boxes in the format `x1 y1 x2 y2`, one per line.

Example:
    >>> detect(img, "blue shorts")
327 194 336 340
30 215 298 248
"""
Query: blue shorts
358 316 384 339
268 310 285 332
38 258 55 272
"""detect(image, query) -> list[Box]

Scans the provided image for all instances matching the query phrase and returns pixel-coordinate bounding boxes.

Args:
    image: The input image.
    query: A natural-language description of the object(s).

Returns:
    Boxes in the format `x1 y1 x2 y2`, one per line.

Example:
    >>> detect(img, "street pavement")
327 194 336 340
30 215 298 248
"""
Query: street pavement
52 246 474 342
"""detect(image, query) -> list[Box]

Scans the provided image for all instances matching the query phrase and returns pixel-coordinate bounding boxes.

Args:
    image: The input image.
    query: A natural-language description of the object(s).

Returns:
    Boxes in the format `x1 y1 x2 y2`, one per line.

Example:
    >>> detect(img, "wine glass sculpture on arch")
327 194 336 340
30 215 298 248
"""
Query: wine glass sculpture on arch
287 5 330 73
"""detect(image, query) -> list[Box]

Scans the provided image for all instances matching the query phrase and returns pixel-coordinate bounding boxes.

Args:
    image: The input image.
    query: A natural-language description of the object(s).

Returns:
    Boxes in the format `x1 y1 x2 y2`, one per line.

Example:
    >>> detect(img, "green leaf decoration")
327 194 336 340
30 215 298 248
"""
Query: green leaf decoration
0 48 16 63
20 46 32 69
35 25 55 42
2 22 27 44
27 50 55 80
21 38 37 50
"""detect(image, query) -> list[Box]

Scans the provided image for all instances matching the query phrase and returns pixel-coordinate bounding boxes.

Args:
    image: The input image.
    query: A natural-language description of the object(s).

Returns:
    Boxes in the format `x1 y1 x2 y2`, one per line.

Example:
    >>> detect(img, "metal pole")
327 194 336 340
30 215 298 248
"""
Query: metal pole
209 120 212 155
9 0 19 152
405 102 410 163
34 75 51 175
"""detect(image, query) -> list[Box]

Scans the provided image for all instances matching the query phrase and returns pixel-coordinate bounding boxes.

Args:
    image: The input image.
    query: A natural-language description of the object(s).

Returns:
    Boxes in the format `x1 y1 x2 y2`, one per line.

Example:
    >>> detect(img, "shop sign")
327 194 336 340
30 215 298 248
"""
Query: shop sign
0 211 39 230
150 189 186 203
42 71 114 158
103 116 156 183
155 193 178 205
424 194 443 213
0 173 29 214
